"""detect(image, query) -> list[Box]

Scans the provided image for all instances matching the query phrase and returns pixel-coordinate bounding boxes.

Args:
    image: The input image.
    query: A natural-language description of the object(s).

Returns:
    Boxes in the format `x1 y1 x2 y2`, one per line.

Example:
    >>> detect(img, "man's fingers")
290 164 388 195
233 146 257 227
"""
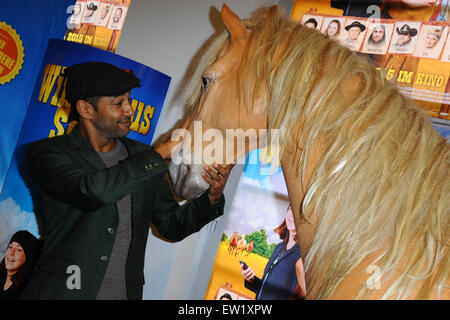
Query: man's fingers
213 161 236 178
204 166 221 182
212 164 227 179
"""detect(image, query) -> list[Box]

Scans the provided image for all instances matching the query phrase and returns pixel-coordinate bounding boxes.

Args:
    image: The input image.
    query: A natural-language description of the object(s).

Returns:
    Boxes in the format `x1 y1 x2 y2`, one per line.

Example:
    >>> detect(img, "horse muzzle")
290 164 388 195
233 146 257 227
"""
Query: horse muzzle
168 145 209 200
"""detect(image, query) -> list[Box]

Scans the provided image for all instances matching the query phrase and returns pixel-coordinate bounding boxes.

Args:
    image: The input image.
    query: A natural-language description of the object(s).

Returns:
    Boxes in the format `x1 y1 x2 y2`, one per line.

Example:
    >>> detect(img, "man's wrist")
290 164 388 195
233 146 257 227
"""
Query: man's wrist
208 192 221 204
154 144 169 159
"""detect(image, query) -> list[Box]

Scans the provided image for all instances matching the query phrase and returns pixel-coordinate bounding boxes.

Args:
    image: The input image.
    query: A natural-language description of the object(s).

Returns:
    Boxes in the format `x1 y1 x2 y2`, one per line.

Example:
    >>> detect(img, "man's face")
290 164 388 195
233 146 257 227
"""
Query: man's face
348 27 361 40
113 8 122 23
91 92 134 138
371 27 385 42
305 22 315 29
397 33 411 46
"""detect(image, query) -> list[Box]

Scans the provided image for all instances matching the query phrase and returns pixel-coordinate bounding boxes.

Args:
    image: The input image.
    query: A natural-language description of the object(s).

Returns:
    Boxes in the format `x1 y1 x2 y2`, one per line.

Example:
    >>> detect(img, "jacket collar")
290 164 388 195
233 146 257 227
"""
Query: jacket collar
66 125 136 170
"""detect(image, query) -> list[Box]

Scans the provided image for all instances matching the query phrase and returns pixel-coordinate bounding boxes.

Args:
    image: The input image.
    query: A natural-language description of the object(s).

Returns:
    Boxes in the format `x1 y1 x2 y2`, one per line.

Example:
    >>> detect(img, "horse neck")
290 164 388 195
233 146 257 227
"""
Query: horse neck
280 136 323 258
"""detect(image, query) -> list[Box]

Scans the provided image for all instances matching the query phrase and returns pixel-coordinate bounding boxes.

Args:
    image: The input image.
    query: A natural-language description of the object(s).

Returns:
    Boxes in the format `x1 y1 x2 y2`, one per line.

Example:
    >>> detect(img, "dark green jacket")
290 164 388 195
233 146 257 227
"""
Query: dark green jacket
20 127 223 300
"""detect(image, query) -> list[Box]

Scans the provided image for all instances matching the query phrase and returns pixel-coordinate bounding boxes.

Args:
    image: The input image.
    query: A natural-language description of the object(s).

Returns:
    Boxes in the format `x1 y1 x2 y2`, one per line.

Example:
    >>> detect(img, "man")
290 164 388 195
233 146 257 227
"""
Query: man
367 24 386 46
112 7 123 24
394 24 417 50
343 21 366 49
85 2 97 18
345 21 366 41
20 62 234 300
304 18 318 29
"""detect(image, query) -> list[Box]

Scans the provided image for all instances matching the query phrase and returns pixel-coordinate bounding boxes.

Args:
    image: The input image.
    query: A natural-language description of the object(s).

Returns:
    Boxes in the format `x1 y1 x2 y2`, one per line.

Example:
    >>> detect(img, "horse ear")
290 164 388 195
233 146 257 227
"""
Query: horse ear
221 4 247 41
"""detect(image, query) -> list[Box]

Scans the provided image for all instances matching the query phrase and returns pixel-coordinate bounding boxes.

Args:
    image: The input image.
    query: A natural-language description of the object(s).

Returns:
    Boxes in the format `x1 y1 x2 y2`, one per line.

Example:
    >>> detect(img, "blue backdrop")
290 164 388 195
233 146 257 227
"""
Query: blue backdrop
0 0 75 194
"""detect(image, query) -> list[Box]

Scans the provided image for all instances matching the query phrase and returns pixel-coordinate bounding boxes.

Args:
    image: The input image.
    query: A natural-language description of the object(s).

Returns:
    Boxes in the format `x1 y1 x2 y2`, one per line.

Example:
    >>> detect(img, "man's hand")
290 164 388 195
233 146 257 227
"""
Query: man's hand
154 117 190 160
201 161 236 204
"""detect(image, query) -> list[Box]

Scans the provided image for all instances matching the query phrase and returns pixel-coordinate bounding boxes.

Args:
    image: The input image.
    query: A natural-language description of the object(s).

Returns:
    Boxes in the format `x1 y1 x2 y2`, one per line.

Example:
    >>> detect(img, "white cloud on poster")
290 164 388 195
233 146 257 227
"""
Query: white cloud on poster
0 197 38 259
224 183 289 245
242 170 288 196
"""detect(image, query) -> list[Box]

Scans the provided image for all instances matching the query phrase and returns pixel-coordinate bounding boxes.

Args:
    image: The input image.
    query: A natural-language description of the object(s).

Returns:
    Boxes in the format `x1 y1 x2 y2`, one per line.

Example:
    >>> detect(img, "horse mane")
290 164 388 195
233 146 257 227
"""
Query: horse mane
185 6 449 299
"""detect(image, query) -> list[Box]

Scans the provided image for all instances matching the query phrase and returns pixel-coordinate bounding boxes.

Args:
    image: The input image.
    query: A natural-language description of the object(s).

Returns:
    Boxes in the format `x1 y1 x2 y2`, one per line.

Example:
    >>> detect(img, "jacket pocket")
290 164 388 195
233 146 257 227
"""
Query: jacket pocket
39 256 75 275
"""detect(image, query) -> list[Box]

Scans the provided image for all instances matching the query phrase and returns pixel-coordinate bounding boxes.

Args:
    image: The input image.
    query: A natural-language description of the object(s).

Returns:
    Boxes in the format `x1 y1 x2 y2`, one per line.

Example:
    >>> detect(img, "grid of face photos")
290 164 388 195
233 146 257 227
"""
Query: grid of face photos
301 14 450 62
68 0 129 31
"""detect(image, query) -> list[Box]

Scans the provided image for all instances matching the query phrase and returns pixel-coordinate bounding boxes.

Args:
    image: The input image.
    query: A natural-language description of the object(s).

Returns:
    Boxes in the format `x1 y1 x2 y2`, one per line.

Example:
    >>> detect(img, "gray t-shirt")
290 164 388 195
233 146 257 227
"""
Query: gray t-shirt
96 140 132 300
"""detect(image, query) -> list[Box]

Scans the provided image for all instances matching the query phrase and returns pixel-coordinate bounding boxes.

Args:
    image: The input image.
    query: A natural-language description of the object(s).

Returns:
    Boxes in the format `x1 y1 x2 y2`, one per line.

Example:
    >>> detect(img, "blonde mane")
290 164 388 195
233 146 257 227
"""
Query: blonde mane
185 6 449 299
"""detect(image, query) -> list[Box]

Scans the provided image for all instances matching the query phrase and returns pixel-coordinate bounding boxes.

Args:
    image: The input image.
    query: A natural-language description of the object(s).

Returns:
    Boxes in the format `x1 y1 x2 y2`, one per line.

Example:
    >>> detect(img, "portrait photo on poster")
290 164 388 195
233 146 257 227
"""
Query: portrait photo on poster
94 1 113 27
300 14 324 31
214 287 252 300
341 19 368 51
361 20 394 55
320 16 346 42
68 1 86 28
107 5 128 30
81 1 100 24
388 21 421 55
413 24 448 60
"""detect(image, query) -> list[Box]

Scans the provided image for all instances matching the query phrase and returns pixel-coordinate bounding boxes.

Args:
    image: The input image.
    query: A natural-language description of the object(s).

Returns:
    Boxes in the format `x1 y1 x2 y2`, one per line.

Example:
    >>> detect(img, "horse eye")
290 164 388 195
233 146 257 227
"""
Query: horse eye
201 76 211 89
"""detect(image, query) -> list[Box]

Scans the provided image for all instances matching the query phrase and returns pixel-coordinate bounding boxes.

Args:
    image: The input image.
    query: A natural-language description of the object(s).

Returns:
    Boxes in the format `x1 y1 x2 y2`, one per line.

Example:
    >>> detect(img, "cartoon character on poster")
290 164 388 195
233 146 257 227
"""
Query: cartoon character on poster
206 149 306 300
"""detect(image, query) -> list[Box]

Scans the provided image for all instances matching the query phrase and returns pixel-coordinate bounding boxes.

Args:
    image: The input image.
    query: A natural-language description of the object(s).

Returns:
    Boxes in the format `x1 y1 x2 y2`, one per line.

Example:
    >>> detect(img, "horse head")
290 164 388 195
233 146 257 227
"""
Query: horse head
168 4 269 200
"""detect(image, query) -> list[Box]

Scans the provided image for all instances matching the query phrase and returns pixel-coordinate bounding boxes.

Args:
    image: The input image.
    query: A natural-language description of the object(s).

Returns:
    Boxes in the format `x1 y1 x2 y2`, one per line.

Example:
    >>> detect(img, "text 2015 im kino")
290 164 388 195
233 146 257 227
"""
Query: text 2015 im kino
178 304 273 317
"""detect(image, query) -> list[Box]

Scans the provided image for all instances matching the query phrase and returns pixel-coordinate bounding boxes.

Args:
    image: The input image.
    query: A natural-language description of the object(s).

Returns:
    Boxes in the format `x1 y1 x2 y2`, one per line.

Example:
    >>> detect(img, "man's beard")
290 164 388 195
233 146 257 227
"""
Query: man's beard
95 117 132 138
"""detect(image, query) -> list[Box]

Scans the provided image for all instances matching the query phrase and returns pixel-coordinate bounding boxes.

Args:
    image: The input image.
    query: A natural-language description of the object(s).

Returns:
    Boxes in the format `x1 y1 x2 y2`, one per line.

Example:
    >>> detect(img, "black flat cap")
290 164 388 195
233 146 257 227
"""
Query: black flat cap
64 61 141 105
345 21 366 32
304 18 318 28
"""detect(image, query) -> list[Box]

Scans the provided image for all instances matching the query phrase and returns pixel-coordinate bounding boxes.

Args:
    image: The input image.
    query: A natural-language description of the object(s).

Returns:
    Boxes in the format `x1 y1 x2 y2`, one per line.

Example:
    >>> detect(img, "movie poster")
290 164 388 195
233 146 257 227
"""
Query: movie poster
292 0 450 141
0 39 171 256
0 0 74 194
204 149 306 300
65 0 131 52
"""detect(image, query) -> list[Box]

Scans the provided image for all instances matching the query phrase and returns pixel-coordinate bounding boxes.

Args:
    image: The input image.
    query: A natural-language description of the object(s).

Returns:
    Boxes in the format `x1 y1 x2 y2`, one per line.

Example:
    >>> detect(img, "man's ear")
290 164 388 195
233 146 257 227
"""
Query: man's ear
76 100 95 120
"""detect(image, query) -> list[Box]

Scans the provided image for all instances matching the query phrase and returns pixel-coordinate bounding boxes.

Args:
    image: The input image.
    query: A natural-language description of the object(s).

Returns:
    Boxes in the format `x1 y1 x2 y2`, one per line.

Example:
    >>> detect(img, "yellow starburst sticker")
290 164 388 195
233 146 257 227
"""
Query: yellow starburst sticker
0 22 24 85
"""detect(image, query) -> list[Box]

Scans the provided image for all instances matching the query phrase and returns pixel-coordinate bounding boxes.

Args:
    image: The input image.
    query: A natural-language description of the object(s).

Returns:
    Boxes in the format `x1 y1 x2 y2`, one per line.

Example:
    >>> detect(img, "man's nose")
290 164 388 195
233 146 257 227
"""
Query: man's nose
123 101 134 117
